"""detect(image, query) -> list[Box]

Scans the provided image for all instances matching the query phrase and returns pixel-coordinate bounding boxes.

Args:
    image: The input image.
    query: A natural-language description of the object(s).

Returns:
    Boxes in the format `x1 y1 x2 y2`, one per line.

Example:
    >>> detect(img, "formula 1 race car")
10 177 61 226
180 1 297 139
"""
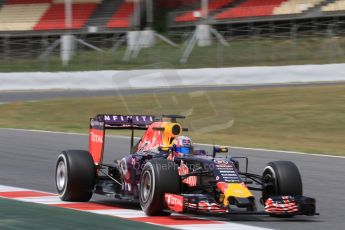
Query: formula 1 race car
55 114 317 217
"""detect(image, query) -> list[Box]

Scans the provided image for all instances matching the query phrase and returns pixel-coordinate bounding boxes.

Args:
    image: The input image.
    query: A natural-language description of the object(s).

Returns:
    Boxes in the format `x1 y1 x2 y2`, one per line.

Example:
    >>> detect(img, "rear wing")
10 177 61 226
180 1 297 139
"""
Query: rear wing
89 114 155 165
96 114 155 129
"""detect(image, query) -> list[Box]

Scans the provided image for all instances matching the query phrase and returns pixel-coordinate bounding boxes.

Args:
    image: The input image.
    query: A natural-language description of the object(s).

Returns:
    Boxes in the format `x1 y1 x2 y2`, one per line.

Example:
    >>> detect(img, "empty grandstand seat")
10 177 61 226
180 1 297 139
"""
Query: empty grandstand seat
0 3 50 31
162 0 198 7
273 0 323 15
34 3 98 30
6 0 52 3
215 0 286 19
322 0 345 12
175 0 235 22
53 0 101 3
180 0 198 6
106 1 134 28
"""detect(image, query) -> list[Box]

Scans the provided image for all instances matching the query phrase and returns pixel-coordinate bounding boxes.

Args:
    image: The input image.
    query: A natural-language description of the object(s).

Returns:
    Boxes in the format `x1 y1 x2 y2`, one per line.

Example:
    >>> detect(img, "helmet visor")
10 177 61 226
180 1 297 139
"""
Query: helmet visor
176 146 191 155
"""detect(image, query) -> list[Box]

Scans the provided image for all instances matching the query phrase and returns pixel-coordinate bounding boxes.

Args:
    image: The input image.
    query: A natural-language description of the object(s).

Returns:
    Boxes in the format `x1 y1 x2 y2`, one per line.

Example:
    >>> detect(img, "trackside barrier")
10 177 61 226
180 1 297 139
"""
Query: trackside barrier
1 64 345 91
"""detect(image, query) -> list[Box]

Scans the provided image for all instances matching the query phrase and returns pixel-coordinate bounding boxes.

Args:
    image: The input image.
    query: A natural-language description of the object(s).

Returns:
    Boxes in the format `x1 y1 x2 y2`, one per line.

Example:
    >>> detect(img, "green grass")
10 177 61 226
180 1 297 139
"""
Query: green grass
1 36 345 72
0 198 172 230
0 85 344 155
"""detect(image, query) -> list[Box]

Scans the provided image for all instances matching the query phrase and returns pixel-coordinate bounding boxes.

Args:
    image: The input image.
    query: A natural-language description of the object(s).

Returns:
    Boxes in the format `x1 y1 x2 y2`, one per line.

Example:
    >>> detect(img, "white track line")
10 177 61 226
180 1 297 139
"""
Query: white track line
90 209 148 218
0 185 30 192
1 128 344 159
175 223 270 230
196 143 345 159
16 196 73 204
0 184 273 230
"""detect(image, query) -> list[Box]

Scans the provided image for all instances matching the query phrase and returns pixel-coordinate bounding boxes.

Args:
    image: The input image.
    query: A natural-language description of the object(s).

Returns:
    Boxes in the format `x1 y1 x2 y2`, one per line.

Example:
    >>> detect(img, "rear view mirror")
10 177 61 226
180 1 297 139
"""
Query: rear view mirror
212 146 229 159
214 146 228 153
158 146 173 152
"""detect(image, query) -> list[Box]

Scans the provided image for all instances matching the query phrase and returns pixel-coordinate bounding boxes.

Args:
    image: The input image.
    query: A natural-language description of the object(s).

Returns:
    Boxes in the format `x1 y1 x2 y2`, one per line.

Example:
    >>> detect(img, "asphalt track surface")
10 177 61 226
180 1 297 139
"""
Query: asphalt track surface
0 129 344 230
1 82 344 103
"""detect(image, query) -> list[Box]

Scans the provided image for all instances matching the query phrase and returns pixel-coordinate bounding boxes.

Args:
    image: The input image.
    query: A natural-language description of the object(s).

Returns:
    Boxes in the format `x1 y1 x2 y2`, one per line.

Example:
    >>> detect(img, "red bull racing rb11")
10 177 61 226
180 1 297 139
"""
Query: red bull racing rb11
55 114 317 217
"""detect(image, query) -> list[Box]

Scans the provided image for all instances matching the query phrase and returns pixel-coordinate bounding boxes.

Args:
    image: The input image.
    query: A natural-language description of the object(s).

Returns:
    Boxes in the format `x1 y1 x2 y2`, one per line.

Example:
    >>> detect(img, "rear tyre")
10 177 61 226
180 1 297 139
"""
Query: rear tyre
139 158 181 216
56 150 95 201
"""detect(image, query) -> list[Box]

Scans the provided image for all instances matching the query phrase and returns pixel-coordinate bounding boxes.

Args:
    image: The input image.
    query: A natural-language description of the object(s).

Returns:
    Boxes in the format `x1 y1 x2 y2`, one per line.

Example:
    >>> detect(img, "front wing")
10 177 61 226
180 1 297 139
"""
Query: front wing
164 193 317 216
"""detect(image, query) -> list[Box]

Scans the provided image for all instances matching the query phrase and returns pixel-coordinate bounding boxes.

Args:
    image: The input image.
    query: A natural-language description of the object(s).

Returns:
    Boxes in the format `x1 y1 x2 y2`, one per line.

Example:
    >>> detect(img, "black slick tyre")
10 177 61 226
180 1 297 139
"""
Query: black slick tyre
139 158 181 216
262 161 303 200
55 150 96 201
262 161 303 217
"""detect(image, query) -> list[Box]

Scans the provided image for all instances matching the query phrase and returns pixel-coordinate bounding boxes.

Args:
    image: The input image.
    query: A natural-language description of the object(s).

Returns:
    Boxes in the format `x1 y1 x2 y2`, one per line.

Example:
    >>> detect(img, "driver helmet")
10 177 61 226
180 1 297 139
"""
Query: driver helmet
173 136 193 156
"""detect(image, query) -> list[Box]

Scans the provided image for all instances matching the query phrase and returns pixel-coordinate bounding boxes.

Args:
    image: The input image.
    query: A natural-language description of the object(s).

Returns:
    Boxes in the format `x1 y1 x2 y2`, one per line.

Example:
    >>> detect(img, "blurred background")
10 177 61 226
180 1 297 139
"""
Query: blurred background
1 0 345 71
0 0 344 155
1 4 345 227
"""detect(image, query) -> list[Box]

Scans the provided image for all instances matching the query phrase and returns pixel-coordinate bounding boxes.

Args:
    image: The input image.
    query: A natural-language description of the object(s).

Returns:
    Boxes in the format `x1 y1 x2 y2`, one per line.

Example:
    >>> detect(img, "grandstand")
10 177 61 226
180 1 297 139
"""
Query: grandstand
0 2 50 31
106 1 134 28
33 2 99 30
175 0 236 23
0 0 345 71
273 0 324 15
0 0 345 54
215 0 287 20
1 0 345 33
170 0 345 26
322 0 345 12
0 0 135 32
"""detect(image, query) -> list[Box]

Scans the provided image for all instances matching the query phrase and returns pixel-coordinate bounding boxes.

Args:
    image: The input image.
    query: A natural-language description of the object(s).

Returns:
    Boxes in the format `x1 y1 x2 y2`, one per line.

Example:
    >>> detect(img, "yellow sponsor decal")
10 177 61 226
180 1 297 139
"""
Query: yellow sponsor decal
223 183 253 206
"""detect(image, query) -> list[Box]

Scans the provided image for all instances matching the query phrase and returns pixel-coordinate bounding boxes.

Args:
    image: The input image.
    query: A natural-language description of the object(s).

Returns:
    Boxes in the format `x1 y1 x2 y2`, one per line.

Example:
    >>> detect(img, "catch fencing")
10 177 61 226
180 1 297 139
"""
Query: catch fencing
1 18 345 72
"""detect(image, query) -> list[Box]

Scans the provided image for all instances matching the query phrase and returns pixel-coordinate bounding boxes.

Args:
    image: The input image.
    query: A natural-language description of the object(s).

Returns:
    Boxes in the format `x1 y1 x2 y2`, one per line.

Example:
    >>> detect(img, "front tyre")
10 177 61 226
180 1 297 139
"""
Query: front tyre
262 161 303 218
56 150 96 201
139 159 180 216
262 161 302 201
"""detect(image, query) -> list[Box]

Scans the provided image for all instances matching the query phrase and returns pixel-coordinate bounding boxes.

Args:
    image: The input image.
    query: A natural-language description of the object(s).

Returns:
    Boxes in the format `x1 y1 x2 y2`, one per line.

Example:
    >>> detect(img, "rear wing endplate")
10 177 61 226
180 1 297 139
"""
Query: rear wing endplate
89 114 155 165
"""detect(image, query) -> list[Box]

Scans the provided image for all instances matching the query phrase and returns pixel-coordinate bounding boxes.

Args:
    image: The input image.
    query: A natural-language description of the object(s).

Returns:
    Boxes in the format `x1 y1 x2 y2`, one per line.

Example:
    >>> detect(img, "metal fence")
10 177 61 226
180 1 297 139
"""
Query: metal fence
1 19 345 72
